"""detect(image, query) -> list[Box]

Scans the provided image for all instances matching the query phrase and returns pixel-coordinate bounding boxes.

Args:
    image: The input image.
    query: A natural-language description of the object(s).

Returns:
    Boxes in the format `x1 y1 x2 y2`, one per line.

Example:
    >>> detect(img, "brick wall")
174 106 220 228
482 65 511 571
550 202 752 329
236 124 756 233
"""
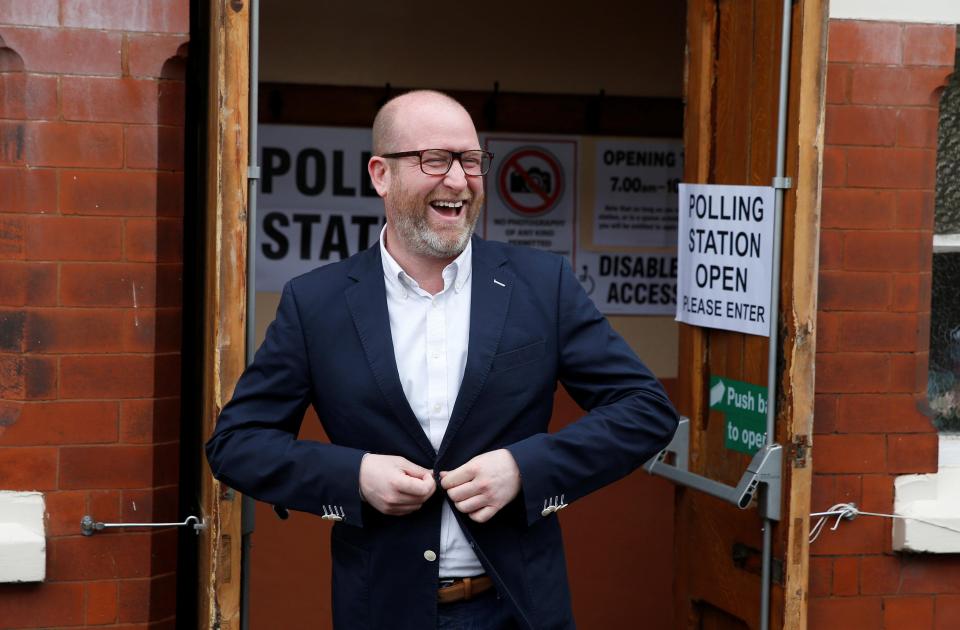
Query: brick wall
811 20 960 629
0 1 188 627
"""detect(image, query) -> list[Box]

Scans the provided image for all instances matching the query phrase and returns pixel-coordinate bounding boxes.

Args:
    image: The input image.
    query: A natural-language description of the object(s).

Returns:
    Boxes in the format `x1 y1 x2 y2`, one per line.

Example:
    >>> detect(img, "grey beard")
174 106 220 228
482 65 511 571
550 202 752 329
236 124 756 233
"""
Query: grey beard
393 211 476 259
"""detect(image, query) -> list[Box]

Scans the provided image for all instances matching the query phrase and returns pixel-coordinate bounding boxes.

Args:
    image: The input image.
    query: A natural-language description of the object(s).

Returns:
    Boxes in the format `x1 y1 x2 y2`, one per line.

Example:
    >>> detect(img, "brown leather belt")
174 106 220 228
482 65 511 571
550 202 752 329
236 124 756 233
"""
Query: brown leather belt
437 575 493 604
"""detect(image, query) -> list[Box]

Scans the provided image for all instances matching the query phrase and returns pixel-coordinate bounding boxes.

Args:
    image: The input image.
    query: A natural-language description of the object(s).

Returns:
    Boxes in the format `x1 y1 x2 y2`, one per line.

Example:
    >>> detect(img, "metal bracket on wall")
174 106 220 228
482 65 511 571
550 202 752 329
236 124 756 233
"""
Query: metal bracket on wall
80 514 207 536
644 418 783 521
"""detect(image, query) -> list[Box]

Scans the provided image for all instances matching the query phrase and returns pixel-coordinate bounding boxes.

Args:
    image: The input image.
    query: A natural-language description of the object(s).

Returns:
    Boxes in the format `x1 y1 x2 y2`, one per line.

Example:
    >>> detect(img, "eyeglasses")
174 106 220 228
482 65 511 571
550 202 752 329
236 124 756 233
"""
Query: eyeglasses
380 149 494 176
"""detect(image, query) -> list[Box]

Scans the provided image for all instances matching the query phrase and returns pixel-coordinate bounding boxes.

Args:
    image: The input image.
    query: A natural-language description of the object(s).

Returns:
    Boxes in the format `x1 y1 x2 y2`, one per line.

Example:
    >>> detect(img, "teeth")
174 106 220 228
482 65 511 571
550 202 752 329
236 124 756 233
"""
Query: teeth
433 200 464 208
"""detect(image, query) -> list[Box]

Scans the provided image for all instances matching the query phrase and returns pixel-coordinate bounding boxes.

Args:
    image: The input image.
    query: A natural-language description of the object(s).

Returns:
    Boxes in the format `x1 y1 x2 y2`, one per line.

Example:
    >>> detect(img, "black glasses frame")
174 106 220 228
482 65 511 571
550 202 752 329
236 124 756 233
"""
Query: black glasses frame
380 149 494 176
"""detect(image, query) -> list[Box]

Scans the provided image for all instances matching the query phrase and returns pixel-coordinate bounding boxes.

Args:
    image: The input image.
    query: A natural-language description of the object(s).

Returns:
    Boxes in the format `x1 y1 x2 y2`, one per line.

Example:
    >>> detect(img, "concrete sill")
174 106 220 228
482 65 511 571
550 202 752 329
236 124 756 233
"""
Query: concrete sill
0 492 46 582
893 436 960 554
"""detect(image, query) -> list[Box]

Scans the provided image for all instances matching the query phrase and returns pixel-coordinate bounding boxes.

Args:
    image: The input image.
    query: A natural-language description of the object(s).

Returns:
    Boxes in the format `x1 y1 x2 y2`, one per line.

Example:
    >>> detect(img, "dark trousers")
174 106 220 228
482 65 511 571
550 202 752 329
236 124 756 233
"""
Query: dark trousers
437 589 520 630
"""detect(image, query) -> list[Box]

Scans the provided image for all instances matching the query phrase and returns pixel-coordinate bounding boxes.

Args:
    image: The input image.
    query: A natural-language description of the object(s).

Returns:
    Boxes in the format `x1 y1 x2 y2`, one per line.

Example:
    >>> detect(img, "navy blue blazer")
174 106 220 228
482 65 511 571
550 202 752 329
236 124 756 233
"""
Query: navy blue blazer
205 236 679 629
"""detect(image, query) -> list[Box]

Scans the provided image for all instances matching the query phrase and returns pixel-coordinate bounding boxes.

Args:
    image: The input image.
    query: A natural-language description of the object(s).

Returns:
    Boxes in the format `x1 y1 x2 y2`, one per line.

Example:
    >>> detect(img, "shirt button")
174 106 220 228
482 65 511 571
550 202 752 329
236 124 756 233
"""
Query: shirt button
424 550 437 562
433 403 441 412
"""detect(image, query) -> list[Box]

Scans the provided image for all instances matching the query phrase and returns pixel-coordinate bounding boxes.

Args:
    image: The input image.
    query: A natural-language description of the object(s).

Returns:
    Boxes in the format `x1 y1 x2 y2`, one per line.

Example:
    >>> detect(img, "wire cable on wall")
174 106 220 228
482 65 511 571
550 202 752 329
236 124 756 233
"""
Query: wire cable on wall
809 502 960 543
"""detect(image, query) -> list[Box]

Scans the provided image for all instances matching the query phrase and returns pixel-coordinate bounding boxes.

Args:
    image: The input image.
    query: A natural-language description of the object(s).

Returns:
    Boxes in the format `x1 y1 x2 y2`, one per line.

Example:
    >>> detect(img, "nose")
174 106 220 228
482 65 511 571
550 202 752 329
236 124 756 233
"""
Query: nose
442 158 469 191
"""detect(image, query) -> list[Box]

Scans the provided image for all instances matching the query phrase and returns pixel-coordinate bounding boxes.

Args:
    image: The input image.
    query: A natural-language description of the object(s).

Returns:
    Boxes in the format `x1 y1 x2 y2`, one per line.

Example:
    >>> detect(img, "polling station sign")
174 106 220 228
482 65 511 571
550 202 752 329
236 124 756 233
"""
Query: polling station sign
255 125 385 292
675 184 775 336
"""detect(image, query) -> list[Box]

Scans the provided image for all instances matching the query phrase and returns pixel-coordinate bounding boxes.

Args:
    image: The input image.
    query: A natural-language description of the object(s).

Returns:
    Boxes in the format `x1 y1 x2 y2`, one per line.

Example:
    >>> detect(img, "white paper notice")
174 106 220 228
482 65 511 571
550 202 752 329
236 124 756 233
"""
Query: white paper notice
593 139 683 248
482 137 577 258
675 183 775 336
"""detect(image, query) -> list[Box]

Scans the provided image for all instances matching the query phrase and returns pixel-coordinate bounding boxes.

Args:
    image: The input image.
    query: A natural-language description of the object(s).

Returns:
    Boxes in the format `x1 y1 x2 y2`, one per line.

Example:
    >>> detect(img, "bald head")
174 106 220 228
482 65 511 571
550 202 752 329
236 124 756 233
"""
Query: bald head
372 90 474 156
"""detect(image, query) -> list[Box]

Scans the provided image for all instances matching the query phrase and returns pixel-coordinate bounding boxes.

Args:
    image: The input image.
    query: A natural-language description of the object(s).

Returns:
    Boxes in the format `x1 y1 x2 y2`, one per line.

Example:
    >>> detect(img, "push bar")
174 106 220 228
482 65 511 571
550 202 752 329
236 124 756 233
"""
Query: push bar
644 418 782 521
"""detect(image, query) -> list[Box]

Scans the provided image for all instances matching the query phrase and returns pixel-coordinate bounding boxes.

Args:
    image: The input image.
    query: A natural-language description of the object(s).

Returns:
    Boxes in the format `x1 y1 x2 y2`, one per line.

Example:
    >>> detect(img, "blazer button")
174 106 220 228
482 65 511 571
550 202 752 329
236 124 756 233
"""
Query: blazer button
424 550 437 562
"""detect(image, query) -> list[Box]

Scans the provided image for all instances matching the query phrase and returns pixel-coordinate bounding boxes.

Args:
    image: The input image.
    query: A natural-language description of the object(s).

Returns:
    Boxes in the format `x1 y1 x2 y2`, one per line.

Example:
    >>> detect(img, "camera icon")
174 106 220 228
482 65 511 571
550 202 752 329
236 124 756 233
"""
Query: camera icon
509 167 552 194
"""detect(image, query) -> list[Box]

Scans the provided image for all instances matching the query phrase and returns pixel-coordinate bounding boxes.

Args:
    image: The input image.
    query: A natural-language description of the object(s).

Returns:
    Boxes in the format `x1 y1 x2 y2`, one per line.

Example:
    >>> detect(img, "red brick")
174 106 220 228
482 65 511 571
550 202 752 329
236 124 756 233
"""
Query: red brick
846 147 935 190
0 400 118 445
833 556 859 596
840 312 920 352
0 446 57 489
836 474 863 505
24 122 124 168
828 21 902 65
810 556 832 597
817 312 841 354
897 108 939 149
889 353 927 393
62 0 189 33
87 581 119 625
844 232 927 272
60 445 154 489
0 27 122 75
826 63 850 105
128 34 189 78
120 398 180 444
837 395 935 434
0 0 59 26
861 554 901 594
89 489 122 523
814 393 838 433
903 25 957 66
24 308 126 353
125 125 184 170
0 354 57 399
0 167 57 214
60 354 174 399
819 230 843 270
811 474 835 515
852 66 953 106
118 578 151 622
816 353 889 393
814 434 885 473
885 595 935 629
0 583 85 627
895 190 934 230
154 441 179 486
43 490 87 536
47 532 152 580
62 77 163 124
821 189 897 230
887 433 938 474
901 558 960 594
125 218 183 262
811 508 888 554
25 215 123 261
0 262 57 305
0 215 23 258
935 595 960 630
823 146 846 187
891 273 930 313
819 271 890 310
60 170 165 216
158 80 186 126
122 485 179 523
809 596 883 628
60 262 158 307
826 105 898 147
0 74 58 120
122 309 182 354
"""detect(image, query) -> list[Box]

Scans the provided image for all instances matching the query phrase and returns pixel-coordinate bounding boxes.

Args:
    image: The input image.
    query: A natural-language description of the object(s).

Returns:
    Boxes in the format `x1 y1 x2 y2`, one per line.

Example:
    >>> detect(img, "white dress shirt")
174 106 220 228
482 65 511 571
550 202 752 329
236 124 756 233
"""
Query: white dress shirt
379 226 483 578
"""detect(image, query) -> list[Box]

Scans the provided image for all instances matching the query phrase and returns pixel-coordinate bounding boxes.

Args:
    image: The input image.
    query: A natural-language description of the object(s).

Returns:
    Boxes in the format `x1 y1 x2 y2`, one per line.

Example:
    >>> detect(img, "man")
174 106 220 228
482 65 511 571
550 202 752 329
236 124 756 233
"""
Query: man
206 90 679 629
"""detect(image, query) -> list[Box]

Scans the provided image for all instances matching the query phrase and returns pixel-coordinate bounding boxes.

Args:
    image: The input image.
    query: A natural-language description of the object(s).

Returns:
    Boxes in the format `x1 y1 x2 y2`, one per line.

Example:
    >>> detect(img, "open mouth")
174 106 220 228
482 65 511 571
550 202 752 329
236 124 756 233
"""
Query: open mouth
429 199 465 218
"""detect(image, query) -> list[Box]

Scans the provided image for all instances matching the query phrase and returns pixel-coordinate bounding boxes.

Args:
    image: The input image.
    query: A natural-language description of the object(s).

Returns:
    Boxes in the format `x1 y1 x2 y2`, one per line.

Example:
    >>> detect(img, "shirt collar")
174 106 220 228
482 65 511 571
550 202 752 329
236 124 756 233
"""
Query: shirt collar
379 224 472 295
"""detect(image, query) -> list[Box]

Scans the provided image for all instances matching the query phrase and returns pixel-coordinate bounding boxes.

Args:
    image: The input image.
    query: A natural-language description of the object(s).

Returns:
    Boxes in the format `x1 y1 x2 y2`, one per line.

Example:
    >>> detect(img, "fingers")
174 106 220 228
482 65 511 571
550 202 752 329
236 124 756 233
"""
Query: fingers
439 462 475 490
468 506 499 523
394 471 436 499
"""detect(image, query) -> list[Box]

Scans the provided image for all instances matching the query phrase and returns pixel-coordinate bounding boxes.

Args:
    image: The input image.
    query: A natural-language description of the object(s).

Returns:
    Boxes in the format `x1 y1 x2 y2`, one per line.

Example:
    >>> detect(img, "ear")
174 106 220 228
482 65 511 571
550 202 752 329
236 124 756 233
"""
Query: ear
368 156 391 197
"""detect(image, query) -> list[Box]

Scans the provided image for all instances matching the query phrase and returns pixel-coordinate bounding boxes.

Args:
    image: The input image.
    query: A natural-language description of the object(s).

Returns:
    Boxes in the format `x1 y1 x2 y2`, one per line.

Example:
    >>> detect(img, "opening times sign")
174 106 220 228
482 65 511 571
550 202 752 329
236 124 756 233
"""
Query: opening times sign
675 183 775 337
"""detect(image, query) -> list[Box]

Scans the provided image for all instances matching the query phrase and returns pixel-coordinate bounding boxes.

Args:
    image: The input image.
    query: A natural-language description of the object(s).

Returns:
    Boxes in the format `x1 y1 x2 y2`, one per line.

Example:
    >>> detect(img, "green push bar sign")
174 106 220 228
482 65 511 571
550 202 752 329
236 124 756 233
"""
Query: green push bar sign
709 376 768 455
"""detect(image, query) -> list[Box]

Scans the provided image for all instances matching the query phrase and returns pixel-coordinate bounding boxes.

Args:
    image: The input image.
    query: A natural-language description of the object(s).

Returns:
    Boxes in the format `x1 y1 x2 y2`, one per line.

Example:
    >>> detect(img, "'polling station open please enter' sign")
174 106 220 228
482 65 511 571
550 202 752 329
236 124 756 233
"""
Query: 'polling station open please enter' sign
675 183 775 337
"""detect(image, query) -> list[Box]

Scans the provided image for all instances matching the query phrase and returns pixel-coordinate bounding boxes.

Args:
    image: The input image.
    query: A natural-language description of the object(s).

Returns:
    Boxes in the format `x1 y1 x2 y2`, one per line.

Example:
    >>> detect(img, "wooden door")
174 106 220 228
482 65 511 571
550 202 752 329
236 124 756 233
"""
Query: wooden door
674 1 826 628
198 0 250 627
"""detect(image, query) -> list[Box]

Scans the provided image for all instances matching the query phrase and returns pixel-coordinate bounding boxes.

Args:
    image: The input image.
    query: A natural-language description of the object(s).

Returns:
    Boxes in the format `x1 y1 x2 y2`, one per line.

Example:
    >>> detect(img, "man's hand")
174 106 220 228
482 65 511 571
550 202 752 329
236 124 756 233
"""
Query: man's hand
359 454 436 516
440 449 521 523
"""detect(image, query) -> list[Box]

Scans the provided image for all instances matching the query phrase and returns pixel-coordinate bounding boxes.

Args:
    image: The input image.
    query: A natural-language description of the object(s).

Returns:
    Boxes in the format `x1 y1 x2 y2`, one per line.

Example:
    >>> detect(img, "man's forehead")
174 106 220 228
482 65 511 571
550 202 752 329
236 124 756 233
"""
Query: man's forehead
392 99 479 149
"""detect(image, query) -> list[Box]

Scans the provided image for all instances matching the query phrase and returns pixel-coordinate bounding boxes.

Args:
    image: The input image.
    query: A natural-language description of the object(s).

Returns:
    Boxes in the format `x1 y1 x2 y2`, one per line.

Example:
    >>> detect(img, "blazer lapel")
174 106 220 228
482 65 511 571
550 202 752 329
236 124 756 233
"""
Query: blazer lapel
344 246 437 461
438 239 513 459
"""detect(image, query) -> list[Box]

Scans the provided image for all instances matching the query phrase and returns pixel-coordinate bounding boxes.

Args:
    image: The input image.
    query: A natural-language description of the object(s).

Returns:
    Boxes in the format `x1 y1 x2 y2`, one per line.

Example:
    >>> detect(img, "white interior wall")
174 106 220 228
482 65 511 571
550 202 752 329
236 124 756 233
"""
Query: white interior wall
830 0 960 24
